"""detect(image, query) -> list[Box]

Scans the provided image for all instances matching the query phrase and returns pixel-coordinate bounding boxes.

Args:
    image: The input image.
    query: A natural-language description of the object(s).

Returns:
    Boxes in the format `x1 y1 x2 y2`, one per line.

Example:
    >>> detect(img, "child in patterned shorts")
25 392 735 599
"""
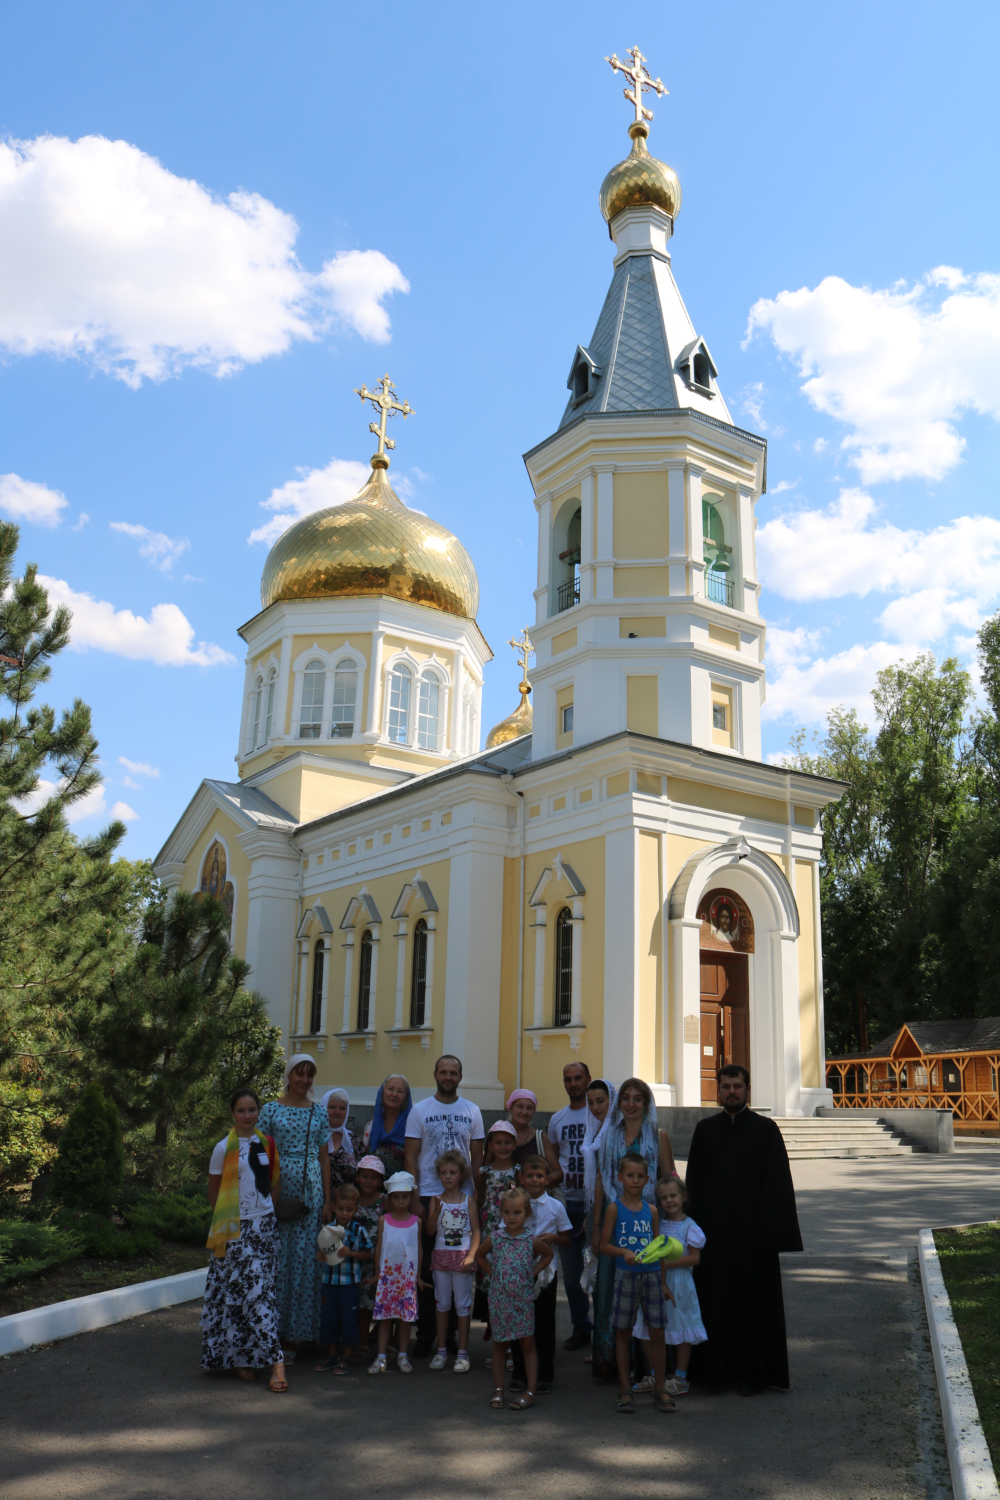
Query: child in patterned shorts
599 1151 675 1414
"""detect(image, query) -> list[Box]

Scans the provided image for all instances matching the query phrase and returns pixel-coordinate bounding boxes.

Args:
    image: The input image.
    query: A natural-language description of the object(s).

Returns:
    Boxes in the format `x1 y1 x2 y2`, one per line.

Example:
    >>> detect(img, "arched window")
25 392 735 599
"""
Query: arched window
387 664 412 743
331 661 357 738
310 940 325 1034
299 660 325 739
263 670 277 743
249 679 263 751
417 670 440 750
357 929 373 1030
555 907 573 1026
410 918 428 1027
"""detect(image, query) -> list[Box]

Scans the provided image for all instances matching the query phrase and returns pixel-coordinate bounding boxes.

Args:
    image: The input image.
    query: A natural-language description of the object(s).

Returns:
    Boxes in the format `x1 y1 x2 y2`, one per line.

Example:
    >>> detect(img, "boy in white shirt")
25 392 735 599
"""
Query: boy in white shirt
509 1154 572 1394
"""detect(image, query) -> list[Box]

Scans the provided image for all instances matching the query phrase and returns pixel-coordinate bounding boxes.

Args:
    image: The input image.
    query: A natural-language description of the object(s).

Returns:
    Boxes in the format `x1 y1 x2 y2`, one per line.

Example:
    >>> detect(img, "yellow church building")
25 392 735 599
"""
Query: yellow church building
155 51 845 1116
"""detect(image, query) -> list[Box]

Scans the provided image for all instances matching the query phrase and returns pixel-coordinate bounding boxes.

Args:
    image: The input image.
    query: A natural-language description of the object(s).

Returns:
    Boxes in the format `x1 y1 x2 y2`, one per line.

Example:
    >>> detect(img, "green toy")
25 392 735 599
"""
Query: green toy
635 1234 684 1265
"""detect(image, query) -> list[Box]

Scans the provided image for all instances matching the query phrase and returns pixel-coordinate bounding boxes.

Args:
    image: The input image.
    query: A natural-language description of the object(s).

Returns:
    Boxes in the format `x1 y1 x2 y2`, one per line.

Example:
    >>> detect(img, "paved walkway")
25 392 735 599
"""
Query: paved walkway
3 1152 996 1500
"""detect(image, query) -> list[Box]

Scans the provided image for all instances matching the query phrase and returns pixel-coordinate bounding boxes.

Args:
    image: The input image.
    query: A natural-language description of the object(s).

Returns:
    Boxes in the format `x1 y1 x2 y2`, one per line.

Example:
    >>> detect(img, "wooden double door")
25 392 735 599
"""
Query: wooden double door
700 951 750 1103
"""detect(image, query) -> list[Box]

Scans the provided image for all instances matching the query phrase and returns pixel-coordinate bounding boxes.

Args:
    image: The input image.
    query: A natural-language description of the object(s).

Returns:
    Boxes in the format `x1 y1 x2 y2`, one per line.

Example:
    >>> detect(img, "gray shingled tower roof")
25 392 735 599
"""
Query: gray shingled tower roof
558 247 733 430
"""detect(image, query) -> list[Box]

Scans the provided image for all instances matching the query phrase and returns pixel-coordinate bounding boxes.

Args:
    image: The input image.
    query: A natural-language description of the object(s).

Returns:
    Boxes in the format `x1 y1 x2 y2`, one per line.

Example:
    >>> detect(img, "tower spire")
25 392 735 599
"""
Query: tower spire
355 373 414 471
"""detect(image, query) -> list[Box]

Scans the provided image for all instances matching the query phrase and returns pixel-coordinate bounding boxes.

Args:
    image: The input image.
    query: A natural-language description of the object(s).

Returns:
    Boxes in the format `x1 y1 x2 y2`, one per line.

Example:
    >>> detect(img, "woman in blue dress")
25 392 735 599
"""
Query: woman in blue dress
258 1053 331 1353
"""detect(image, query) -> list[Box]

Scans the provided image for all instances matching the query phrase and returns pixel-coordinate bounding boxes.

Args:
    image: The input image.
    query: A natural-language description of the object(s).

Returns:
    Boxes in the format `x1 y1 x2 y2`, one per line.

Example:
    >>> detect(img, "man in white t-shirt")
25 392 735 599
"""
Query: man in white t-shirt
545 1059 594 1350
404 1054 485 1355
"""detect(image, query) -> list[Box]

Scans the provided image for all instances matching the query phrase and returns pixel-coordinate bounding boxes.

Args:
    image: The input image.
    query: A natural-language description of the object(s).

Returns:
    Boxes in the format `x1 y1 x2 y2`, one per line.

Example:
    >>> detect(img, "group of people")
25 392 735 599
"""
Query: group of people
201 1050 802 1409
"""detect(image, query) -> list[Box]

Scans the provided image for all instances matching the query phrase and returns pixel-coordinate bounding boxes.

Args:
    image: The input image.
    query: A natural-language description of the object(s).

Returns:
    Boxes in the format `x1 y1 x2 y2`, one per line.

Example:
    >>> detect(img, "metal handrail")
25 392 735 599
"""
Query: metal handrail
557 579 580 612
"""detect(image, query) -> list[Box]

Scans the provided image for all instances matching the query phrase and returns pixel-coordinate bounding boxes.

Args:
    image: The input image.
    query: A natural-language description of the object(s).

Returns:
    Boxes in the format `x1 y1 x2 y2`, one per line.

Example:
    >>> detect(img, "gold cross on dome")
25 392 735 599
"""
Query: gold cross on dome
355 373 414 457
508 628 534 687
605 45 667 124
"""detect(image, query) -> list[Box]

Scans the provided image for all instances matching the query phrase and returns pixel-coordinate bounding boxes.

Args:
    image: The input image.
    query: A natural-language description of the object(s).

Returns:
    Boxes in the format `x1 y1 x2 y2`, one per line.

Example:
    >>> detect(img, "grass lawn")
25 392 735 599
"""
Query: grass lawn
934 1221 1000 1475
0 1241 208 1320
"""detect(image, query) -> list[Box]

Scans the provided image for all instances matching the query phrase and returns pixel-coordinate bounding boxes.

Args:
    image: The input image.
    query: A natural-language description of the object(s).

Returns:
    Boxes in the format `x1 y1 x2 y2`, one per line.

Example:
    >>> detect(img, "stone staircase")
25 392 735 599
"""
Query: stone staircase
775 1115 923 1159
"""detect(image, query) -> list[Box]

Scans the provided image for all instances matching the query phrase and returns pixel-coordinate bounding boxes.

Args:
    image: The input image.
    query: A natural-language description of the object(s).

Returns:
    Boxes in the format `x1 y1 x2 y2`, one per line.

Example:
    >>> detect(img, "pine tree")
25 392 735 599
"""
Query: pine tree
49 1082 124 1215
80 889 283 1187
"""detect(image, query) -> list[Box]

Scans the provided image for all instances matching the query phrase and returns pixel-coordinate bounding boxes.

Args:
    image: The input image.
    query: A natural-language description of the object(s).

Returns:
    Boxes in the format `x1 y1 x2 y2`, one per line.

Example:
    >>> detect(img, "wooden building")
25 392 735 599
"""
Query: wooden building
826 1019 1000 1136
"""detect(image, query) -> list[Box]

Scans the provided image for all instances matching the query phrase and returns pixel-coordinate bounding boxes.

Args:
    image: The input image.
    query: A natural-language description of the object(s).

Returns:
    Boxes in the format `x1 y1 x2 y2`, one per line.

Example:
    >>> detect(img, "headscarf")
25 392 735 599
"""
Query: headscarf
206 1128 278 1259
283 1052 317 1101
320 1088 355 1158
368 1074 413 1154
583 1079 617 1208
598 1079 659 1204
505 1088 537 1111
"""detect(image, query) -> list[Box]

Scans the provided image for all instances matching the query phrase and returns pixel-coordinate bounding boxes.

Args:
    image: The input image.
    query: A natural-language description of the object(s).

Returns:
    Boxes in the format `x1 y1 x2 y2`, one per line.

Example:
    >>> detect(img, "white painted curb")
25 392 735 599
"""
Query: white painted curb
0 1266 207 1357
918 1227 999 1500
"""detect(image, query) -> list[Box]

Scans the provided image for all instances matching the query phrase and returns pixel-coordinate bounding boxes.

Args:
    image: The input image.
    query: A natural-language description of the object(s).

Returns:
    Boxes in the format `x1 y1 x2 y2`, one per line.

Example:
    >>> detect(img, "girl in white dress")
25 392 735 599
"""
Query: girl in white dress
656 1176 707 1395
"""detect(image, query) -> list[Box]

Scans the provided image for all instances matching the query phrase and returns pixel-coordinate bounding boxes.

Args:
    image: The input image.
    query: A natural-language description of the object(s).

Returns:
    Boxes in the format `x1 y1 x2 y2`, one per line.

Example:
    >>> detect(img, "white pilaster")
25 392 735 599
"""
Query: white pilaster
594 466 615 600
341 933 355 1033
667 466 687 597
570 898 584 1027
450 651 464 755
686 465 705 600
531 907 547 1029
603 826 638 1080
579 470 595 604
237 827 301 1044
670 916 702 1106
393 919 408 1029
536 495 553 622
275 634 293 737
366 630 385 739
424 915 437 1031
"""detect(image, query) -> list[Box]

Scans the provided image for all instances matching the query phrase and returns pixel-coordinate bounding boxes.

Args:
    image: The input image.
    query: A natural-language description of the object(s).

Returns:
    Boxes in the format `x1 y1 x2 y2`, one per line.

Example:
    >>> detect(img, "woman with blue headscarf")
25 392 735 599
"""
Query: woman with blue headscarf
589 1077 674 1380
361 1073 413 1180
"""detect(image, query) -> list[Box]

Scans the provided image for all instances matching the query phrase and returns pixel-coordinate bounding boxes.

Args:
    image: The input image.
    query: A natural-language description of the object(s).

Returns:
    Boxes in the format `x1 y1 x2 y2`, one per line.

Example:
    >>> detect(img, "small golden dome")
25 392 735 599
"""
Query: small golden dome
485 682 532 749
260 459 479 618
599 120 681 227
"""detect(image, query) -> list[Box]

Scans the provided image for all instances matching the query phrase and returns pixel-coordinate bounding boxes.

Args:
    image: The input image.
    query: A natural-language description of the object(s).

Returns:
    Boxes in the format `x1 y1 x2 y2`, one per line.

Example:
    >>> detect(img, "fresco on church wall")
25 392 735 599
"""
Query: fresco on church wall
198 840 235 936
697 887 754 953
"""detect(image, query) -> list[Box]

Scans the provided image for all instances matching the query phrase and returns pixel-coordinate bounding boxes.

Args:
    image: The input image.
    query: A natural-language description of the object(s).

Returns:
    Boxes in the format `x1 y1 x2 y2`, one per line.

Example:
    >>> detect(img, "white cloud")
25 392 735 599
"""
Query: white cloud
768 478 799 495
72 511 89 531
110 521 190 571
248 456 371 545
39 574 234 666
0 472 67 526
16 778 107 825
0 135 408 387
118 756 159 778
110 800 138 822
758 488 1000 645
122 776 140 790
739 381 784 437
747 268 1000 483
764 633 911 726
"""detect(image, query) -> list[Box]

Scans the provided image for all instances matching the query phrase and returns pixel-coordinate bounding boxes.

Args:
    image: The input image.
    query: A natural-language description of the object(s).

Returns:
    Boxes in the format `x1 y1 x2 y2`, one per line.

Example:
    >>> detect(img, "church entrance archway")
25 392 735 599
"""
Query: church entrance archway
697 886 754 1103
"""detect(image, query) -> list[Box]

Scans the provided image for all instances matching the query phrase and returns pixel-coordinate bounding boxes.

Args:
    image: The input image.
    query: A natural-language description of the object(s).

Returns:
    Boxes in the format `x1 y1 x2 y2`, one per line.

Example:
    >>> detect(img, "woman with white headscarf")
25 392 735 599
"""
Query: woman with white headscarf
320 1088 357 1190
259 1055 332 1353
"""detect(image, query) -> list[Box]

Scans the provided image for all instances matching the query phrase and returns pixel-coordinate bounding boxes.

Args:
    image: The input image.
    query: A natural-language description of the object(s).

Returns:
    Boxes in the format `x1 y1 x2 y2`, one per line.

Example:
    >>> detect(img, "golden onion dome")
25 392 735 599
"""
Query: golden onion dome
260 456 479 618
485 681 532 749
599 120 681 228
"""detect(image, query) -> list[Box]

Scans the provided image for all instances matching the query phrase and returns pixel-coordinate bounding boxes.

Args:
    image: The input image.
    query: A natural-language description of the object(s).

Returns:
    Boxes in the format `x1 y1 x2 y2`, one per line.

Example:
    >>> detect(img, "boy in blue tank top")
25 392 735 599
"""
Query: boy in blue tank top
599 1151 675 1414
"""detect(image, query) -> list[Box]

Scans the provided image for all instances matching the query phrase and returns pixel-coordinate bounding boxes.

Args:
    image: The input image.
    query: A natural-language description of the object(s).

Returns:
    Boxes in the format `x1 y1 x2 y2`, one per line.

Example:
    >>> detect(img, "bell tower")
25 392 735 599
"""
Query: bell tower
525 47 767 763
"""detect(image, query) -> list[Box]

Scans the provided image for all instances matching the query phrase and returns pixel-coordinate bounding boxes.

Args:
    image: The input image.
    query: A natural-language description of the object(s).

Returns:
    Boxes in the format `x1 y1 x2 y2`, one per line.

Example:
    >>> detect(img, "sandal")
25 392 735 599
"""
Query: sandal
508 1378 525 1392
331 1358 353 1376
508 1392 535 1410
490 1387 505 1409
617 1394 635 1413
269 1369 289 1393
655 1390 677 1413
314 1358 336 1372
632 1374 655 1393
235 1368 256 1382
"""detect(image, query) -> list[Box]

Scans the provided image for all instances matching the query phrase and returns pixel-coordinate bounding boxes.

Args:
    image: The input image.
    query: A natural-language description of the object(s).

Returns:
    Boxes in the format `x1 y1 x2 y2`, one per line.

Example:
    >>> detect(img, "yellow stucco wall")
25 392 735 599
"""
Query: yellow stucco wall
668 777 789 826
627 676 659 736
614 566 670 598
796 860 820 1087
180 809 252 962
613 470 669 559
302 856 451 1096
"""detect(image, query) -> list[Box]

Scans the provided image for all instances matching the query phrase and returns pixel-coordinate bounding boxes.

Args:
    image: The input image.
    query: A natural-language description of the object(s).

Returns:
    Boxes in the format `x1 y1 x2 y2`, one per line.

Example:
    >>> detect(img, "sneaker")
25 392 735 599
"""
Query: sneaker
397 1353 414 1374
665 1376 690 1396
367 1356 387 1375
429 1351 448 1371
563 1327 592 1351
453 1356 471 1374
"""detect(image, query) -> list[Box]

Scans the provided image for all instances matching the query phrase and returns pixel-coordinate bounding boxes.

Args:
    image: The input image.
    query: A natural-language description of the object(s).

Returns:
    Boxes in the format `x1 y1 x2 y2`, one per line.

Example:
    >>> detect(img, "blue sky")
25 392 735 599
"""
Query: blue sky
1 1 998 857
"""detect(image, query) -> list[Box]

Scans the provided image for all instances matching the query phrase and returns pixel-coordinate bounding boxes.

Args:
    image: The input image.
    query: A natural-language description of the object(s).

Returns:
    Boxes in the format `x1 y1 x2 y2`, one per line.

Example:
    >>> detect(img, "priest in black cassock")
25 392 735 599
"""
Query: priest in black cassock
686 1064 802 1395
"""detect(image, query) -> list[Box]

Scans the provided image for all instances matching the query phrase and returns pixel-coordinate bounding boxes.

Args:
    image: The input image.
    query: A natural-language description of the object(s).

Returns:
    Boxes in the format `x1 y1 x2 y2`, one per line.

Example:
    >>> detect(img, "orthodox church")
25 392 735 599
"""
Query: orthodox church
155 50 845 1115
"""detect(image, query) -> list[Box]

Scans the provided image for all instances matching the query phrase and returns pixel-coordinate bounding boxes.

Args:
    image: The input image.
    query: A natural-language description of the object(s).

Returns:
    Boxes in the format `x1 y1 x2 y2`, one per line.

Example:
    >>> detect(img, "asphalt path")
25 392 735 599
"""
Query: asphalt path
3 1151 997 1500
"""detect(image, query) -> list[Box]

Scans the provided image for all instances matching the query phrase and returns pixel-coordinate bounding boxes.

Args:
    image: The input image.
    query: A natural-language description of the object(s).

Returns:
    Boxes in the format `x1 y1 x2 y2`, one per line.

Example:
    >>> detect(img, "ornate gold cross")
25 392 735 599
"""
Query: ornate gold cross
508 627 534 689
355 373 414 458
605 46 667 124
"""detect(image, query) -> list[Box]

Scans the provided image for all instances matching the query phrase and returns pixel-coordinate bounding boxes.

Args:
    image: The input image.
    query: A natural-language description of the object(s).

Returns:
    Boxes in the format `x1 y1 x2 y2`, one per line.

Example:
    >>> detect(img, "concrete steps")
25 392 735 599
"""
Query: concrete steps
775 1116 923 1159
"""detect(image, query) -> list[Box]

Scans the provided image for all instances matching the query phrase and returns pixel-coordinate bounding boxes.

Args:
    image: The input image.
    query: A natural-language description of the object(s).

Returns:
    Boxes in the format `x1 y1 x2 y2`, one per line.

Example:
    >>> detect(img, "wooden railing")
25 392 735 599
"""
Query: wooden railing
826 1054 1000 1124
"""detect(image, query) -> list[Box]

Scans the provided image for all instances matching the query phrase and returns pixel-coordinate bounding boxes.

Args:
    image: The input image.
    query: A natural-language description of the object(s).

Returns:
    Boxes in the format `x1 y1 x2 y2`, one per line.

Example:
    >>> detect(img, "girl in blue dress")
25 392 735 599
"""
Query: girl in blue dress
655 1175 707 1395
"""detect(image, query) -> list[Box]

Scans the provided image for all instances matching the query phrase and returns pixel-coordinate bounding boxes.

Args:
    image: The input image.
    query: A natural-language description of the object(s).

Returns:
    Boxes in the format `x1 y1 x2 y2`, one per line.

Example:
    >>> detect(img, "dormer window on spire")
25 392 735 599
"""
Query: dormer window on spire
677 337 719 398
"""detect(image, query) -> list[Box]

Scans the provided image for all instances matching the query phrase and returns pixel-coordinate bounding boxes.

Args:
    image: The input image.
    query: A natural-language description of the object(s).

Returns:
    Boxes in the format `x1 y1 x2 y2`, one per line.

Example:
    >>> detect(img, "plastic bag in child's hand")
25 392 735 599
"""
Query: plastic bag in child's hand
316 1223 347 1266
634 1234 683 1265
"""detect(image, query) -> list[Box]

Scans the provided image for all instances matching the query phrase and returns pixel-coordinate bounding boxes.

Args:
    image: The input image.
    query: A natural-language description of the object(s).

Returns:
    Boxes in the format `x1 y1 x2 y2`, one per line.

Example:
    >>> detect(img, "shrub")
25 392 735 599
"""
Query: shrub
0 1220 84 1287
120 1191 211 1246
0 1090 58 1191
50 1083 124 1215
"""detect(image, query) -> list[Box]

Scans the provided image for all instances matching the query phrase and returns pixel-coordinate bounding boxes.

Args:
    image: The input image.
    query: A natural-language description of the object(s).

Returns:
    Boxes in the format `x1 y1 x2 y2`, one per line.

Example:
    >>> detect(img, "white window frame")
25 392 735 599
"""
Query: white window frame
289 644 367 743
381 650 452 754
